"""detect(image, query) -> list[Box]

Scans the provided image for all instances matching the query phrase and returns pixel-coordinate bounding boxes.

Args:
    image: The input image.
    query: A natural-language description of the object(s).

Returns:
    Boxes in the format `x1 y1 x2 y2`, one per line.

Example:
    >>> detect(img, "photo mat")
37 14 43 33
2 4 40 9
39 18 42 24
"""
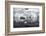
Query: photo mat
10 5 42 32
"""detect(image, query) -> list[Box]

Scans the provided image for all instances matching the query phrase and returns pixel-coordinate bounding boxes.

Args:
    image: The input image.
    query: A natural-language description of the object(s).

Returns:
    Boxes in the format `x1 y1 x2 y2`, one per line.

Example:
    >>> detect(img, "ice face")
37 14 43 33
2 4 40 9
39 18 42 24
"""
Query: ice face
14 13 27 22
30 12 38 22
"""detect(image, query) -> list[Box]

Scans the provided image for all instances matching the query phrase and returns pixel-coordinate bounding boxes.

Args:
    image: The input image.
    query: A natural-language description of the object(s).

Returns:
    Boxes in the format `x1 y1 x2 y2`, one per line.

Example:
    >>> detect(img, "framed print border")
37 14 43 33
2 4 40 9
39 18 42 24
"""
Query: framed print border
5 1 45 36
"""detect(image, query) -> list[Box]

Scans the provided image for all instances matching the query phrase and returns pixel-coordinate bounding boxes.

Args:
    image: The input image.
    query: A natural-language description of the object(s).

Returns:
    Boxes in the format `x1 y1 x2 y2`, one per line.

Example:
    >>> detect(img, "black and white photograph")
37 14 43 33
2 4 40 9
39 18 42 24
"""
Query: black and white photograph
13 8 39 28
5 1 45 35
